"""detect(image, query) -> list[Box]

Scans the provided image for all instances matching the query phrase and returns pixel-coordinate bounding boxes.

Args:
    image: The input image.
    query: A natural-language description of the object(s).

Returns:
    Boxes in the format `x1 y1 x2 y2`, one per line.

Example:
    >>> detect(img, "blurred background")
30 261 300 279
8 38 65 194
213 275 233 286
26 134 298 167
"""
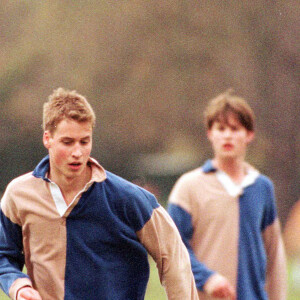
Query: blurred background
0 1 299 298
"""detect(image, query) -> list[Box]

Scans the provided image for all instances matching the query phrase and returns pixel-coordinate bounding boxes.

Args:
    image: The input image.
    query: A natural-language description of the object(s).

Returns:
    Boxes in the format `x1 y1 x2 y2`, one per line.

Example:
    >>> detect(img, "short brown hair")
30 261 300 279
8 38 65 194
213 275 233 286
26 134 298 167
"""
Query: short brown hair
204 89 255 131
43 88 96 133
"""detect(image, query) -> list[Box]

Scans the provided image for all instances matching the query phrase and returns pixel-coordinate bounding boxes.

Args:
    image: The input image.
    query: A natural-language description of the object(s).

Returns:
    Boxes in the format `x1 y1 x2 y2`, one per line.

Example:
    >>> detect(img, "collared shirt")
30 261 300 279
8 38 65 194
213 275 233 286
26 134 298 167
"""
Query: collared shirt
168 159 287 300
0 156 198 300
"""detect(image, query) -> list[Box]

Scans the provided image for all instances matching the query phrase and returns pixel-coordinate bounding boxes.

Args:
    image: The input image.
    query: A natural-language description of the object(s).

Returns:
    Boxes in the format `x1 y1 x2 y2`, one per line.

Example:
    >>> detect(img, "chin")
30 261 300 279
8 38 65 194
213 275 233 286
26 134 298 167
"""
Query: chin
221 154 237 160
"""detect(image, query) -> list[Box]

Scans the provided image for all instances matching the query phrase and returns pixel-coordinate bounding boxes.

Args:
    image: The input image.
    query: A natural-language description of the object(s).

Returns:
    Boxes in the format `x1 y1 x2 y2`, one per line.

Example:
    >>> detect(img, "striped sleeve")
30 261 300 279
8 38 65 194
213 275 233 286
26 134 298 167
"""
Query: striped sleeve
0 185 32 299
168 203 214 290
168 173 215 291
261 177 287 300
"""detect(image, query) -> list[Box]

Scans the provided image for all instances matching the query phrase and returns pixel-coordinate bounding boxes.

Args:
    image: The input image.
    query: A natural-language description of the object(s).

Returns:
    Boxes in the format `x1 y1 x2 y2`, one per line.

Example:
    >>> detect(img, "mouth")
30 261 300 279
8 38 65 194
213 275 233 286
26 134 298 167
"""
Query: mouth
69 162 82 170
223 143 234 151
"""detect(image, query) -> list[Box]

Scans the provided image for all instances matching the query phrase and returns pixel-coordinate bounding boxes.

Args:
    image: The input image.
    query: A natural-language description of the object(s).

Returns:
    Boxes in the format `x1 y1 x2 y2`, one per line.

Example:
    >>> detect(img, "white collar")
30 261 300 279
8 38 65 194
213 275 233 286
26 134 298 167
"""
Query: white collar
216 168 259 197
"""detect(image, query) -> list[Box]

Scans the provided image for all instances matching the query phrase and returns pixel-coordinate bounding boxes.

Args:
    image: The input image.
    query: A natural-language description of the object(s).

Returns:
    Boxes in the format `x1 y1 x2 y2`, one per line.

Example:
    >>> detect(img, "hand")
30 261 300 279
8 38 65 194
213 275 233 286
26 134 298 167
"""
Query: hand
17 287 42 300
204 273 236 300
210 280 236 300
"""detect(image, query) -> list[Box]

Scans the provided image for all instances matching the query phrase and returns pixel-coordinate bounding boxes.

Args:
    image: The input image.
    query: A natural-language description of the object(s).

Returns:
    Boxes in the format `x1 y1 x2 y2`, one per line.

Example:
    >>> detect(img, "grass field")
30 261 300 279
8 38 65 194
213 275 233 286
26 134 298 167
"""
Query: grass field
0 257 298 299
145 257 300 300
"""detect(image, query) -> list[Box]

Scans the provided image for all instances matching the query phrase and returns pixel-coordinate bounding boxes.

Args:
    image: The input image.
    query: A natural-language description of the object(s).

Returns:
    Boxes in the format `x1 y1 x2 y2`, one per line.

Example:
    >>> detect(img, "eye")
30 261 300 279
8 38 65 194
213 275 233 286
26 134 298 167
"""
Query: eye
61 139 73 145
80 139 90 145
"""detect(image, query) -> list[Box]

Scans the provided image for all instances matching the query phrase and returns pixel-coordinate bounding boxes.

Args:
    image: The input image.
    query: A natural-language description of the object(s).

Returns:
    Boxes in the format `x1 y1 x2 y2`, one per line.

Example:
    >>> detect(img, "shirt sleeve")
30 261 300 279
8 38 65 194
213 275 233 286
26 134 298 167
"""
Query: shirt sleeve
168 174 215 291
168 203 215 290
136 205 199 300
261 179 287 300
0 187 32 299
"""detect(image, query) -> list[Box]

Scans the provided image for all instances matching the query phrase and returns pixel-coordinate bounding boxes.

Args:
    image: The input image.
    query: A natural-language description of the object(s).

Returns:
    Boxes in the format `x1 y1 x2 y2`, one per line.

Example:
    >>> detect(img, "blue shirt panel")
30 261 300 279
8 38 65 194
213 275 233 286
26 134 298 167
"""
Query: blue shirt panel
64 171 160 300
0 210 28 296
237 175 277 300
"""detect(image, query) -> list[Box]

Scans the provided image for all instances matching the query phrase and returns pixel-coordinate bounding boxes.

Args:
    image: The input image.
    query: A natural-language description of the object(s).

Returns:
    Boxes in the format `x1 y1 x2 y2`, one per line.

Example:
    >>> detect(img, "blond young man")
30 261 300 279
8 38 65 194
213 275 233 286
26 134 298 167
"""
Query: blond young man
168 91 287 300
0 88 198 300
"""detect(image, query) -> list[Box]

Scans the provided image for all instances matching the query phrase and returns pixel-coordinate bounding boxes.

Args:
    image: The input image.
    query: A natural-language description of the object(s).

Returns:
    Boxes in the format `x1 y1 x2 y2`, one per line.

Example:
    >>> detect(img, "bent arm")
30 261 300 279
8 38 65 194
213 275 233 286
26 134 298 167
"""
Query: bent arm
168 203 214 289
263 218 287 300
261 180 287 300
0 210 32 299
168 203 236 299
136 206 198 300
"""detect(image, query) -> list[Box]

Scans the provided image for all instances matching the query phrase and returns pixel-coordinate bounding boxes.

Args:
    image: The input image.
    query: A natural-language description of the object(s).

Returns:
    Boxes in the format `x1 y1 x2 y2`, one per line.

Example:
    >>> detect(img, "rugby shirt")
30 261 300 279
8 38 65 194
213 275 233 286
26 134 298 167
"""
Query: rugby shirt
168 160 287 300
0 156 198 300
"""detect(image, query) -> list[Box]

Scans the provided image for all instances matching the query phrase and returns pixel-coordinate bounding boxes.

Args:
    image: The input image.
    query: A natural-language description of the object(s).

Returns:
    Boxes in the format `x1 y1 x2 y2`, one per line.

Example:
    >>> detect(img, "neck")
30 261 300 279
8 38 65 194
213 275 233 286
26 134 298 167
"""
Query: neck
49 165 92 198
213 157 246 184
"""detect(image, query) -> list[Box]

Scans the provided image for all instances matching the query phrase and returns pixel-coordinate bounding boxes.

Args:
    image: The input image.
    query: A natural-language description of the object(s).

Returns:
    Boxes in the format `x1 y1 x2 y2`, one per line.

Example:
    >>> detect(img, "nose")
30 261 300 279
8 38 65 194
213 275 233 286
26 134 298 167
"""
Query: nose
223 128 233 138
72 144 82 158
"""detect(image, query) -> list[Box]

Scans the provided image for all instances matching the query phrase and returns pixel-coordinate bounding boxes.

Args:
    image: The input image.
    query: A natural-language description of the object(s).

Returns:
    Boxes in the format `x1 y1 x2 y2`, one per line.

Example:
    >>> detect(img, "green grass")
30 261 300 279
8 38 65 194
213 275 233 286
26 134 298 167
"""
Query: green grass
145 257 167 300
0 289 8 299
146 257 300 300
287 258 300 300
0 257 298 299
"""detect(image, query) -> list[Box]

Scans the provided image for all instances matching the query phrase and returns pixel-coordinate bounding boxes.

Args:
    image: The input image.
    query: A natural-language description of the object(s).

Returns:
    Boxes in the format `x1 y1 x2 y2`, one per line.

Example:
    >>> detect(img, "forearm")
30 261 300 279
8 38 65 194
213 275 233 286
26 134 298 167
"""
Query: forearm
167 203 236 299
0 255 30 298
264 218 287 300
0 210 29 298
168 203 214 290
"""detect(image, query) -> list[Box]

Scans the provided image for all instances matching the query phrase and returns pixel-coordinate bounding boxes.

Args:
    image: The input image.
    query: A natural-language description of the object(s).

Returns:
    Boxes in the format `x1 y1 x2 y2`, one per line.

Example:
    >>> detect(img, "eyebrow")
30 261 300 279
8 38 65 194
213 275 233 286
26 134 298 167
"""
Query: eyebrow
60 135 91 141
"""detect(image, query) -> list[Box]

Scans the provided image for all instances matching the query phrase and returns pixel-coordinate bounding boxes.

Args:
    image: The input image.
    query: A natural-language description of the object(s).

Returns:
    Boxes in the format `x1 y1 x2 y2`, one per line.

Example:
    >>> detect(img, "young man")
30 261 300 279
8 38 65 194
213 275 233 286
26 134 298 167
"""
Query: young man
168 90 287 300
0 88 198 300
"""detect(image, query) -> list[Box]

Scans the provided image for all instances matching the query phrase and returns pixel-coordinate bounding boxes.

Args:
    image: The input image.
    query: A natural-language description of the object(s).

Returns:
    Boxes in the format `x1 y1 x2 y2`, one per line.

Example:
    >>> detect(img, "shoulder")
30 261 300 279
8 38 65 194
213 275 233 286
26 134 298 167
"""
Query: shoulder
247 173 277 208
2 172 34 199
99 171 160 231
102 171 159 207
1 172 35 224
254 174 274 192
244 162 272 186
175 167 206 185
169 167 210 210
172 166 215 197
104 171 152 196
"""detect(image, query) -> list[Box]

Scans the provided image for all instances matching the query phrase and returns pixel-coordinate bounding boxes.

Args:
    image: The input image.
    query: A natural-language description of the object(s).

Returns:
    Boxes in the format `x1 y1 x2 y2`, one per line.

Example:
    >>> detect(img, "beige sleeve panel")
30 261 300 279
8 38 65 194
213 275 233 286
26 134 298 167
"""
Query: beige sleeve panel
263 218 287 300
136 206 199 300
168 172 196 214
1 176 29 226
1 174 67 300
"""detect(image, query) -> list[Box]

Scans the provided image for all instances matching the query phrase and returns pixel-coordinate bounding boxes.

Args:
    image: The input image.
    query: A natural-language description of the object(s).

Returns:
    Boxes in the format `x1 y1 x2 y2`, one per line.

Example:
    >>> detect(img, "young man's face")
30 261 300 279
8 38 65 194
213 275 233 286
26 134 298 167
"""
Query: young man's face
43 119 93 182
207 113 254 162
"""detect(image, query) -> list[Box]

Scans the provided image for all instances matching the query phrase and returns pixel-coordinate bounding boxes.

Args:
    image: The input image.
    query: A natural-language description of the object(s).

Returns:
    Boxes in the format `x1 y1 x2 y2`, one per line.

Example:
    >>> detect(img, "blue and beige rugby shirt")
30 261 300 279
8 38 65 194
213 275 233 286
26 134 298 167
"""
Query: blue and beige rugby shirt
168 160 287 300
0 156 198 300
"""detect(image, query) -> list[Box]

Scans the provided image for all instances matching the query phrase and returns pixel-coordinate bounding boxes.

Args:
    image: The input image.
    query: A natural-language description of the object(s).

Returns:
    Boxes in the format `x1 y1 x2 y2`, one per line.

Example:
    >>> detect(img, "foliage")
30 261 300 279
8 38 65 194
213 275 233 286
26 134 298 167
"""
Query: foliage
0 0 298 222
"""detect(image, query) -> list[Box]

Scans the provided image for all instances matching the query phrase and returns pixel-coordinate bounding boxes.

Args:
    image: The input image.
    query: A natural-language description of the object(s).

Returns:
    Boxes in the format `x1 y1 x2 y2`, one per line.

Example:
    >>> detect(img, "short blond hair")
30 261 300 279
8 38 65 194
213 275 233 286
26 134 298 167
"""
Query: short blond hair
204 89 255 132
43 88 96 133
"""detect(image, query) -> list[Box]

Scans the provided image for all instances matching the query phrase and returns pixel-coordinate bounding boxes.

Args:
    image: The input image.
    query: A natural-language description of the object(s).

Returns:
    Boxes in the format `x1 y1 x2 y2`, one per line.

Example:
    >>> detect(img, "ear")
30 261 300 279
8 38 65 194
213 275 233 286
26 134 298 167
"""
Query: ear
207 129 212 142
246 131 255 144
43 131 51 149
